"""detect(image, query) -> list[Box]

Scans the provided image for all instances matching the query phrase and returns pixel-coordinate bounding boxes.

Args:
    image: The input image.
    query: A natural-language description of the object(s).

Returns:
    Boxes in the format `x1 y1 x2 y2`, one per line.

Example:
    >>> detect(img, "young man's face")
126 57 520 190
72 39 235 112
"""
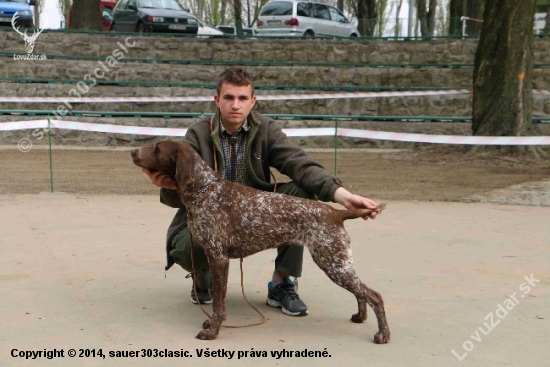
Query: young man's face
214 83 256 132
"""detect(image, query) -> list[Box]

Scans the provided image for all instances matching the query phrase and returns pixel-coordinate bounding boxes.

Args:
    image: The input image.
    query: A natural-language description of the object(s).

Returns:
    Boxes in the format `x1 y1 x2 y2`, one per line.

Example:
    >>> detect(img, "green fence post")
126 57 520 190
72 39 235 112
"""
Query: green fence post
334 120 338 176
47 117 53 193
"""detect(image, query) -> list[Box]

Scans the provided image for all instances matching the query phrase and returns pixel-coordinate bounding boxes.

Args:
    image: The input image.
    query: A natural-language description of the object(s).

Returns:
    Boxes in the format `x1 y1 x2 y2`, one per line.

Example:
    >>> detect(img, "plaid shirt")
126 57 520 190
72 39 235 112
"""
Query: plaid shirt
219 118 254 186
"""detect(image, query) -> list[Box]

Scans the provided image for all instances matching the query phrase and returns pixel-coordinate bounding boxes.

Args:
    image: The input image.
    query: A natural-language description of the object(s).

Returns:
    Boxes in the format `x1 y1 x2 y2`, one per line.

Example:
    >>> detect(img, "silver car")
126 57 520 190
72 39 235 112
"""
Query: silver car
254 0 359 38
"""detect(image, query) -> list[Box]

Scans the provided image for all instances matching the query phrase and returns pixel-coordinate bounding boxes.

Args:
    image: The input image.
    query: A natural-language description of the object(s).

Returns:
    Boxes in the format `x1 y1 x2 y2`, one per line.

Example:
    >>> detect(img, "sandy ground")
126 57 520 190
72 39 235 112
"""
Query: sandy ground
0 147 549 366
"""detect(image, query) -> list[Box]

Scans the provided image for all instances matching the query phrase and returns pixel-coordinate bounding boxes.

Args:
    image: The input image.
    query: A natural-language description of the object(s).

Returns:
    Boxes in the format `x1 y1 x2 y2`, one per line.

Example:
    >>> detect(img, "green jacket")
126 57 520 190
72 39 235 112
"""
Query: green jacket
160 110 343 270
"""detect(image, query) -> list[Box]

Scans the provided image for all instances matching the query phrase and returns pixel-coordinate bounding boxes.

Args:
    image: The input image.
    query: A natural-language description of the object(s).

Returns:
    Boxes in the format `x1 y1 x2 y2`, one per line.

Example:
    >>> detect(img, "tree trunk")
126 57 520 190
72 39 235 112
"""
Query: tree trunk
337 0 344 12
234 0 243 35
449 0 485 36
357 0 377 37
416 0 437 36
394 0 403 37
70 0 102 30
472 0 536 139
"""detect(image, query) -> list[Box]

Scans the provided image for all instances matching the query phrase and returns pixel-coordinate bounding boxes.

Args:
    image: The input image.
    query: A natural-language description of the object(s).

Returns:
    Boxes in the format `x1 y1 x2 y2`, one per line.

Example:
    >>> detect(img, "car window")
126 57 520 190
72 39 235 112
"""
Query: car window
126 0 136 10
102 6 113 21
313 4 330 20
217 26 235 34
297 2 312 17
328 7 346 23
117 0 129 10
260 1 293 16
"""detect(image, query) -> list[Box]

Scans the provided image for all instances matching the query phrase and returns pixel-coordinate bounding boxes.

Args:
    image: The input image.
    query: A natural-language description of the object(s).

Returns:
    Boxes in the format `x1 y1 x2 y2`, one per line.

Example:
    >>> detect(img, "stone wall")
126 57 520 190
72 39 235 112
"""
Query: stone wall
1 31 550 148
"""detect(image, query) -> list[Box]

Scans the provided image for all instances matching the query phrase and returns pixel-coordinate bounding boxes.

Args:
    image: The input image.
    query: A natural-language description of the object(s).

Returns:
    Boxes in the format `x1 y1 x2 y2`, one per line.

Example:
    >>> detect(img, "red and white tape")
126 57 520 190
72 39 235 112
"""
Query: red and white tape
1 89 550 103
2 120 549 145
0 89 474 103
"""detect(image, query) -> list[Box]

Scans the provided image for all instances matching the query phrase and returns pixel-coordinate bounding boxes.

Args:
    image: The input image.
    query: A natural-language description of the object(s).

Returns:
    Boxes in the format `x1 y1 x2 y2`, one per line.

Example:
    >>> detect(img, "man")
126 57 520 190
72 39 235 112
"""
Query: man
142 66 380 317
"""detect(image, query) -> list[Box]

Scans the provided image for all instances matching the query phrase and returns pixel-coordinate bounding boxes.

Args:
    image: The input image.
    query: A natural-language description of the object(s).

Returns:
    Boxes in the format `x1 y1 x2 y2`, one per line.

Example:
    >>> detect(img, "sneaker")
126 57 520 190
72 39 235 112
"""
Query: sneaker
266 278 308 316
190 287 213 304
186 273 213 304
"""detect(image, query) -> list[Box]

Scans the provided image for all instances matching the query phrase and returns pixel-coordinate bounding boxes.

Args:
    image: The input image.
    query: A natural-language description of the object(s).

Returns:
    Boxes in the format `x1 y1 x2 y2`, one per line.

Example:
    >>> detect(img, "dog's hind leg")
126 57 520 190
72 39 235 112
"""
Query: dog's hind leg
196 256 229 340
309 243 390 344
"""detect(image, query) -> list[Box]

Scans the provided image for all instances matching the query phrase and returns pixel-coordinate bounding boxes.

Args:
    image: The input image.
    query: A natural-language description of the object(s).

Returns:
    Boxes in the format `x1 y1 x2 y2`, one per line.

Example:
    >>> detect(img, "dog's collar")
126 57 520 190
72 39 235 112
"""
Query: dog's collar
187 179 219 208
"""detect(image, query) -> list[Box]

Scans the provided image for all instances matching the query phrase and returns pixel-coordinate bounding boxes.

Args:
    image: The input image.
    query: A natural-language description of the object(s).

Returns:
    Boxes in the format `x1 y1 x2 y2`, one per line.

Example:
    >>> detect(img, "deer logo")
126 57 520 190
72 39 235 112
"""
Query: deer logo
11 11 48 54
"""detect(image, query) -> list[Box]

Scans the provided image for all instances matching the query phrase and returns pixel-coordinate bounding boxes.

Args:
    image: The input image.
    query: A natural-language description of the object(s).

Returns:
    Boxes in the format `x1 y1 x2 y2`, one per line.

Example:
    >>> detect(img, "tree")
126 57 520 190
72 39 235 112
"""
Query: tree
415 0 437 36
234 0 243 34
70 0 103 30
472 0 537 144
354 0 377 36
449 0 486 36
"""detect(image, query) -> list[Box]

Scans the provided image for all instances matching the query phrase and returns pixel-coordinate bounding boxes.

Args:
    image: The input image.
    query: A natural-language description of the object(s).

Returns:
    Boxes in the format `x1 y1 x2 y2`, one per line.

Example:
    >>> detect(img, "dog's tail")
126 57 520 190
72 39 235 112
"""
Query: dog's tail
339 203 387 221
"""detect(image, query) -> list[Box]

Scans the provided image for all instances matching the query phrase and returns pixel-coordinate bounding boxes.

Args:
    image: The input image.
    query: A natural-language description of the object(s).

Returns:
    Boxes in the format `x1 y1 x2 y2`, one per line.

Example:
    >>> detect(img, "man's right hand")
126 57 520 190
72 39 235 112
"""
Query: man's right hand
142 168 177 190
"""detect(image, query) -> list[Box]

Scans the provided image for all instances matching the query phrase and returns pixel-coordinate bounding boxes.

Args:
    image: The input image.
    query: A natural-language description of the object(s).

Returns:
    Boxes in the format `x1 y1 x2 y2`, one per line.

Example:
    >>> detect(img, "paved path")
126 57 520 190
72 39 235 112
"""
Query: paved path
0 195 549 367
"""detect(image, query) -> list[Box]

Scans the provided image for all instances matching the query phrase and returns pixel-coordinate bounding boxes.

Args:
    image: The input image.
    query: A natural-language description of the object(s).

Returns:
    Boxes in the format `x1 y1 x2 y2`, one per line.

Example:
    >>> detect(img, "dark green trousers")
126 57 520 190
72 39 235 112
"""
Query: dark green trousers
169 182 315 289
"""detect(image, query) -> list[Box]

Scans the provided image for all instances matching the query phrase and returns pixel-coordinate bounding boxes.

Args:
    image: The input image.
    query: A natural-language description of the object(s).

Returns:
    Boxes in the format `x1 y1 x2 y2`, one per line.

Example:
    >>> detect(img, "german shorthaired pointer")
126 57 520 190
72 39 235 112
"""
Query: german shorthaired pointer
131 141 390 343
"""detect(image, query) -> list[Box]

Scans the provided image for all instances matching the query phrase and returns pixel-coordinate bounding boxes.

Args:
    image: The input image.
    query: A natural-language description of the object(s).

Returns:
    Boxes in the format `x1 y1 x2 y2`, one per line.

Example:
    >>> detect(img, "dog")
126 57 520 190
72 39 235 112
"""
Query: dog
131 140 390 343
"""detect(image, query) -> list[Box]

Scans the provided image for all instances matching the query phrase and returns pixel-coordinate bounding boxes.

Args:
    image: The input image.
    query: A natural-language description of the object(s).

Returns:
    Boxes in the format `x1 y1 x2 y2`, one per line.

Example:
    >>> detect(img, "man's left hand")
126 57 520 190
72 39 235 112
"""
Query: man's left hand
334 187 380 220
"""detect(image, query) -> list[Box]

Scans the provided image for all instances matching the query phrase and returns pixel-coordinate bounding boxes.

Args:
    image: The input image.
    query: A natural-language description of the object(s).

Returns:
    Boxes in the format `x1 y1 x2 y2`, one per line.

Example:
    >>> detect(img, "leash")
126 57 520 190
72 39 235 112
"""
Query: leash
187 116 282 328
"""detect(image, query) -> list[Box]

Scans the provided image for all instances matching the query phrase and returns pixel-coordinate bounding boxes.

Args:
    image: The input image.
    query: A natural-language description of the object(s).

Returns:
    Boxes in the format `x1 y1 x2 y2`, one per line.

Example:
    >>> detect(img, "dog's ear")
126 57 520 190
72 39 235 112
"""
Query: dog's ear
173 145 194 188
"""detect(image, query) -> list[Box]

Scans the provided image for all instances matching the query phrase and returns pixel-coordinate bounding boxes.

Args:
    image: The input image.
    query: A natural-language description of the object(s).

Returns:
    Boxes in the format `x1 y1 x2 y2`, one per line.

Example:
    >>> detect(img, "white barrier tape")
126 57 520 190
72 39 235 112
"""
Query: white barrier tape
336 128 550 145
0 120 48 131
2 90 550 104
3 119 549 145
51 120 188 136
0 89 473 103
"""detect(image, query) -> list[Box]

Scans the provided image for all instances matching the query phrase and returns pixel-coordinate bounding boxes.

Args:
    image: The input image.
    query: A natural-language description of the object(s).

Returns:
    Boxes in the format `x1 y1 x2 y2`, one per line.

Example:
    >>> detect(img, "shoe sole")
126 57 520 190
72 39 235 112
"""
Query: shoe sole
191 297 213 305
266 298 308 316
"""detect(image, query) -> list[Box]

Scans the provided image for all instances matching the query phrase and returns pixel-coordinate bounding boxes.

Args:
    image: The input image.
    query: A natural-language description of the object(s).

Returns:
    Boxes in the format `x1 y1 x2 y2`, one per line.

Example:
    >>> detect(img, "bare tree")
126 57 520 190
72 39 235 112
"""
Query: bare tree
394 0 403 37
415 0 437 36
234 0 243 34
70 0 103 30
472 0 539 152
353 0 377 36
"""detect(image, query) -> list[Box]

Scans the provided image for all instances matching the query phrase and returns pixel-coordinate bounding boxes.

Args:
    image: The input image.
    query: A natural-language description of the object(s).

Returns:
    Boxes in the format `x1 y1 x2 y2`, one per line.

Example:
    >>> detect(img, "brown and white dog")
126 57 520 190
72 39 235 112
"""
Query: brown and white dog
131 140 390 343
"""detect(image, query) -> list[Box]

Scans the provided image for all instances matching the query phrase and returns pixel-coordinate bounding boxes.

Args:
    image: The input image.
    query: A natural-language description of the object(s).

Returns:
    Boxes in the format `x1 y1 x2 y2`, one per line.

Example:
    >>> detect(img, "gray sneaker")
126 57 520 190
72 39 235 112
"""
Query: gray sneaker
186 273 212 304
190 287 213 304
266 278 308 316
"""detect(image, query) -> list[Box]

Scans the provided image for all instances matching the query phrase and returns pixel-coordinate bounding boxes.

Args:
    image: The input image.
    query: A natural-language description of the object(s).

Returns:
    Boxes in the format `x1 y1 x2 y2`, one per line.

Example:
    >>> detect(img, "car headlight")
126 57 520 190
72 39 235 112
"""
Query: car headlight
17 10 32 16
148 16 164 22
187 19 197 25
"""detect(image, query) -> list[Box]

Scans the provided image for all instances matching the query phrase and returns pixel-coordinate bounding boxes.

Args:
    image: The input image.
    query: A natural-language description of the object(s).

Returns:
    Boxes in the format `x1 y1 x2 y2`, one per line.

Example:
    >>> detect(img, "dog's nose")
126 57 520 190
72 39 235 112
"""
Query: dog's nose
131 148 140 161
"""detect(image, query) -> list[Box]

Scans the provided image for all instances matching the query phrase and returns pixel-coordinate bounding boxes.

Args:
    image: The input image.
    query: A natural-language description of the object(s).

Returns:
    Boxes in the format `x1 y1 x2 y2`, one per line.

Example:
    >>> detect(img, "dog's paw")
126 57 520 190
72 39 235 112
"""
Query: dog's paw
351 313 366 323
196 329 217 340
374 331 390 344
202 319 211 329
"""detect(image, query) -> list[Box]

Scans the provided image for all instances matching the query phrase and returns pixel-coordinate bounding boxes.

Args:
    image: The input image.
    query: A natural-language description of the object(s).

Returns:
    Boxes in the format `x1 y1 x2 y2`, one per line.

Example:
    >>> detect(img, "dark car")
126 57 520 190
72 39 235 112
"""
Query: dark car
110 0 198 34
0 0 36 28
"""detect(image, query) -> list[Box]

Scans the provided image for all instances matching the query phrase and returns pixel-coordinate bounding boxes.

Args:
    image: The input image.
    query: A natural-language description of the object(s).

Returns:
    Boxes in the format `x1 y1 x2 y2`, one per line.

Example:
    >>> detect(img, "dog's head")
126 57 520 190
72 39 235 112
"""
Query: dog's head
131 140 195 187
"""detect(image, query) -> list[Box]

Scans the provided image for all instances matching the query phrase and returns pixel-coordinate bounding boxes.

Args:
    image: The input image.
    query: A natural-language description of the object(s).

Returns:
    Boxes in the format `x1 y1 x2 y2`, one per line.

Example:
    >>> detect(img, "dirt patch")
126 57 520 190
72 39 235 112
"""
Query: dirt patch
1 147 549 203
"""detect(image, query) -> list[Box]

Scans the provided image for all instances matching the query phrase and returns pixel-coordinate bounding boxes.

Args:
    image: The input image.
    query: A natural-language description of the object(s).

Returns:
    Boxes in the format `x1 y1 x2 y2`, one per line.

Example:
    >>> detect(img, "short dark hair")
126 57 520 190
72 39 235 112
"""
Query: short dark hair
216 67 254 96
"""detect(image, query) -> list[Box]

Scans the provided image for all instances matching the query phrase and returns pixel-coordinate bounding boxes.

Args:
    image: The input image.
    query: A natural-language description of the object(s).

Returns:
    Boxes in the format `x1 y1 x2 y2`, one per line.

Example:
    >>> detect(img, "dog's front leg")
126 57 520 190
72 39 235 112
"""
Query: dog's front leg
196 255 229 340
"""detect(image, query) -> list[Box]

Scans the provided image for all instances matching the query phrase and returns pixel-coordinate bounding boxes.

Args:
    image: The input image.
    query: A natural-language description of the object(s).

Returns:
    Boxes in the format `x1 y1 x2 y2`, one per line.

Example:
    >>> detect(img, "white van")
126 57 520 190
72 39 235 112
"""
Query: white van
253 0 359 38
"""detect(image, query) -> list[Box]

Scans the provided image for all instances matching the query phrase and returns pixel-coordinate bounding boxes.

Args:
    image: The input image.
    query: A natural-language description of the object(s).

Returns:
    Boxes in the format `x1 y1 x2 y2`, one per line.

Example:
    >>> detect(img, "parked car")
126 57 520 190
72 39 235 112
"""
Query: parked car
0 0 35 28
197 23 224 37
68 0 116 31
110 0 198 34
253 0 359 38
215 24 254 36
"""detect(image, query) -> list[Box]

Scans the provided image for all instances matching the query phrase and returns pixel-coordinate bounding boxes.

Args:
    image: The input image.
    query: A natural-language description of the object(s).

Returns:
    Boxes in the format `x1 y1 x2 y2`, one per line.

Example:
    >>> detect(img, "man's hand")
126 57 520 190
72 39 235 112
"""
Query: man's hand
141 168 177 190
334 187 380 220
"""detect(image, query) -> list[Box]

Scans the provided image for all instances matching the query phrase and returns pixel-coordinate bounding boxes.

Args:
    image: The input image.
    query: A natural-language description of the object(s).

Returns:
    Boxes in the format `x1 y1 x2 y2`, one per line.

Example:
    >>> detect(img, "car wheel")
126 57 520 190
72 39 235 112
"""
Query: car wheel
136 22 148 33
350 33 358 38
110 23 117 32
303 30 315 38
